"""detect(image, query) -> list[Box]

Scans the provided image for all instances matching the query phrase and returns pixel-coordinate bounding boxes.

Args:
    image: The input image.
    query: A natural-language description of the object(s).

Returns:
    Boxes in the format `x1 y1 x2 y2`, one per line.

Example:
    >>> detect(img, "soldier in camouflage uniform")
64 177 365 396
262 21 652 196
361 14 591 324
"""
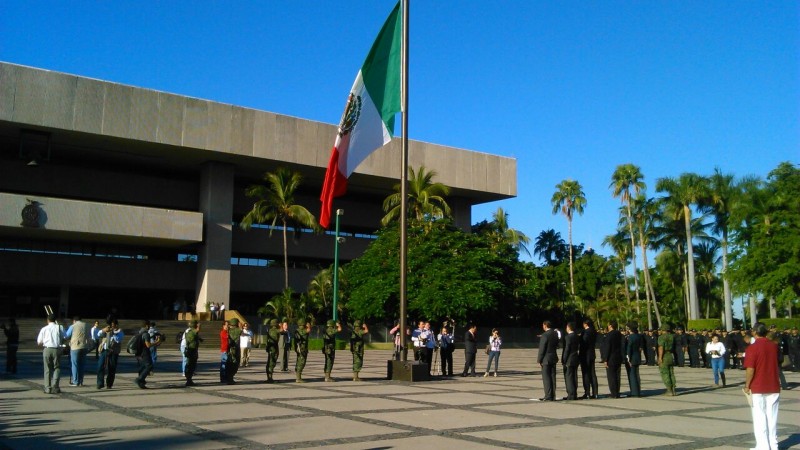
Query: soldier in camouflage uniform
184 320 201 387
323 320 342 382
293 319 310 383
265 319 280 383
350 320 368 381
225 318 242 385
657 323 677 396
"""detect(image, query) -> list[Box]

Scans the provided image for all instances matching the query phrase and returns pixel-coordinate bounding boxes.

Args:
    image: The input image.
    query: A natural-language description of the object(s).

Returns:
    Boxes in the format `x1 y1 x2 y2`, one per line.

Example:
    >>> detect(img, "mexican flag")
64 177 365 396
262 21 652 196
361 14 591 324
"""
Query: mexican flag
319 2 402 229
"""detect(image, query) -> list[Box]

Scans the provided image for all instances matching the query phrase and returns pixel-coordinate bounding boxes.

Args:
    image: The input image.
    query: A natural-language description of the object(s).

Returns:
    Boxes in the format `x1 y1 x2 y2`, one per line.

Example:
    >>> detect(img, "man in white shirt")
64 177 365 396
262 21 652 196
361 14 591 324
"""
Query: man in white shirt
36 314 64 394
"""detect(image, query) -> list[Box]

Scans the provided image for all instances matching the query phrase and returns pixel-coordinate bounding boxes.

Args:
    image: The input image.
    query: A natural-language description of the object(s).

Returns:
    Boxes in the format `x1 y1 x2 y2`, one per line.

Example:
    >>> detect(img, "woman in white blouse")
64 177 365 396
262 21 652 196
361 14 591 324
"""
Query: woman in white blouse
705 334 726 387
484 329 502 377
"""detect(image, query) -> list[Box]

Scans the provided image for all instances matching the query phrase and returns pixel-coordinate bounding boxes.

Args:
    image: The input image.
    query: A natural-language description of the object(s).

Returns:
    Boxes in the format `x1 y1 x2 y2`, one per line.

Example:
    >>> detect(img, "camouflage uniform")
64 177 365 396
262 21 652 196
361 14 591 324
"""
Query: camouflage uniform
265 319 280 383
657 326 677 396
351 320 367 381
323 320 340 382
293 319 309 383
226 318 242 384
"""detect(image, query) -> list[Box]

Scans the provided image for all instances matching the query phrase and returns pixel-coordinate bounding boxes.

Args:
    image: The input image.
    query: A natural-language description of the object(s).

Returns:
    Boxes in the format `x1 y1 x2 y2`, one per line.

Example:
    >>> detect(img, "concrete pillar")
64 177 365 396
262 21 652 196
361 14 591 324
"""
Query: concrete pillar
450 197 472 232
195 162 234 313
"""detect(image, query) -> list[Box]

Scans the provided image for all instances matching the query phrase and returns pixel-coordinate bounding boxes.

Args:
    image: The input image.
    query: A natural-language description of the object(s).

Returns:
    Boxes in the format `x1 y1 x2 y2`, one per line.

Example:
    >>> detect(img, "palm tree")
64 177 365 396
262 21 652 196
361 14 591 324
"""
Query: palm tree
630 194 662 329
534 229 566 266
610 164 646 313
241 167 320 289
551 179 587 310
381 165 451 227
602 228 633 311
701 168 756 330
655 173 707 320
490 207 531 257
694 240 721 319
258 288 296 323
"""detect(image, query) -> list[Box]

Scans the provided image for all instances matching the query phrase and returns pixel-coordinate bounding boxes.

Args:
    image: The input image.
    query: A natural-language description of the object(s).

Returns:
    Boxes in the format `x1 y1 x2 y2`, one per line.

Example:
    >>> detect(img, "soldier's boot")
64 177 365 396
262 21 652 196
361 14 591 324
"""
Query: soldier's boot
324 372 334 382
267 373 274 384
720 373 726 387
353 371 361 382
295 373 305 383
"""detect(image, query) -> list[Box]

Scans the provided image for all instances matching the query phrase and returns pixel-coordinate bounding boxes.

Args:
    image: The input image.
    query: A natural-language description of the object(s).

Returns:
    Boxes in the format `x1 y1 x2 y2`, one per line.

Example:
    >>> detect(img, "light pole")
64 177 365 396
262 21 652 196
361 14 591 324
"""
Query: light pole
332 209 344 322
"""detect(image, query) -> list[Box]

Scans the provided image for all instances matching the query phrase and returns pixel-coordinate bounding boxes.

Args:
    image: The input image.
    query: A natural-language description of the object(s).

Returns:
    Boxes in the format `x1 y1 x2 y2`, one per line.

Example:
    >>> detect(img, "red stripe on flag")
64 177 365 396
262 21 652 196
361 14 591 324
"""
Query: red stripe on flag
319 146 348 229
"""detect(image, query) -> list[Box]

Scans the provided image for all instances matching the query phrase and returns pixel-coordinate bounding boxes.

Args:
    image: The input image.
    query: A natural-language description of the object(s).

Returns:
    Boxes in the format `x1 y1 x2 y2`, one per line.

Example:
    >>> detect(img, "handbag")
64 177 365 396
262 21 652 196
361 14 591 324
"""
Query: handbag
485 344 491 355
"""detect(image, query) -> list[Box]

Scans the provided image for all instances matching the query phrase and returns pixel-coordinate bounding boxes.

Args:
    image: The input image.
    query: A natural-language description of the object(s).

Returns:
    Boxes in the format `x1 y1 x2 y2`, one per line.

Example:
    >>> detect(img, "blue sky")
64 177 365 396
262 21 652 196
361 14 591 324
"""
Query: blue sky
2 1 798 266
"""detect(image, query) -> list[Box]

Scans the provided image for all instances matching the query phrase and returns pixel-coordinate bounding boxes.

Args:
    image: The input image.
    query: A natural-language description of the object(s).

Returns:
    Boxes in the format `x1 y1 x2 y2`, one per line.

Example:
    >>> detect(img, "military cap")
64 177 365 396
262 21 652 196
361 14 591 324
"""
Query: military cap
229 318 239 326
660 323 672 332
189 320 198 328
269 318 278 326
354 319 362 327
297 318 306 327
327 320 336 327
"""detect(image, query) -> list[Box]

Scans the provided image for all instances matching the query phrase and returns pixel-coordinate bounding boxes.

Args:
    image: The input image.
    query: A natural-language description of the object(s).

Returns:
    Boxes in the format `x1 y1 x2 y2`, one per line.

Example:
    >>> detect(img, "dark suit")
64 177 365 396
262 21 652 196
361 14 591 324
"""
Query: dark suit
538 328 558 401
625 332 644 397
562 331 580 400
579 326 599 398
601 328 624 398
462 330 477 376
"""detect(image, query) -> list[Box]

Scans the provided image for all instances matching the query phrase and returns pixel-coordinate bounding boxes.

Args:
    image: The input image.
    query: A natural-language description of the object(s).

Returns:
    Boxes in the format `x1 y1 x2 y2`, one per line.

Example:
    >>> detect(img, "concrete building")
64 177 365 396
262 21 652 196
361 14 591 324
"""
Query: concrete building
0 62 516 319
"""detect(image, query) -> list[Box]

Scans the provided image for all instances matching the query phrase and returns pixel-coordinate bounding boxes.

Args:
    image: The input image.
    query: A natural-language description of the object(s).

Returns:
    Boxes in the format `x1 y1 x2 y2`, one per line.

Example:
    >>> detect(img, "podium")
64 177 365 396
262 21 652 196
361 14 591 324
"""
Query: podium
387 360 430 382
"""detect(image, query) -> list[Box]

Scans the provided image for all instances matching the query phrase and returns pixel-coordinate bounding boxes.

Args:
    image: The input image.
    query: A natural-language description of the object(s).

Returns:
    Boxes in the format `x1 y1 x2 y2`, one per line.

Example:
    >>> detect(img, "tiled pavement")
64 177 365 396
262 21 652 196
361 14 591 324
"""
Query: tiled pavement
1 348 799 449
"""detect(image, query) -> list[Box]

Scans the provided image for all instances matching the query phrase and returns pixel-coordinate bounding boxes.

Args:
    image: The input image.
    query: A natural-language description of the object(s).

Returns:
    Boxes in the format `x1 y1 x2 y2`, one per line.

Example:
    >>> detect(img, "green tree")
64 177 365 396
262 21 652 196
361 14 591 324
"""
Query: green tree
655 173 707 320
630 194 662 329
533 229 567 266
258 288 296 324
240 167 320 289
381 165 451 227
610 164 646 312
602 228 633 311
551 179 587 311
473 207 531 257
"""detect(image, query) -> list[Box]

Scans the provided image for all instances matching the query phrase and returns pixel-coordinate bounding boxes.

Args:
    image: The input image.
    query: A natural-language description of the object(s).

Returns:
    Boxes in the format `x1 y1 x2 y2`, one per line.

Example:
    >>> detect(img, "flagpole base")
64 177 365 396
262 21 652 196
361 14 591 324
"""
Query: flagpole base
387 360 430 382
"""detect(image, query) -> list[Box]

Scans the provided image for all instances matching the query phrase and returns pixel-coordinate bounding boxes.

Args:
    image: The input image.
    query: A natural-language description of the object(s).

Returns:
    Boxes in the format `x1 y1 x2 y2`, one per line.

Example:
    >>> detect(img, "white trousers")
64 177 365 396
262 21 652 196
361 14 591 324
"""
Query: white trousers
750 392 779 450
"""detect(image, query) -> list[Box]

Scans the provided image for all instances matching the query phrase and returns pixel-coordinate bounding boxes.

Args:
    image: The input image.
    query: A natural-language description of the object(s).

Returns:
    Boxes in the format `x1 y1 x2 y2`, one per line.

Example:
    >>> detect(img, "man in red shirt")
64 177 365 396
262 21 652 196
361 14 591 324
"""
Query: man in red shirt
743 322 780 450
219 321 229 384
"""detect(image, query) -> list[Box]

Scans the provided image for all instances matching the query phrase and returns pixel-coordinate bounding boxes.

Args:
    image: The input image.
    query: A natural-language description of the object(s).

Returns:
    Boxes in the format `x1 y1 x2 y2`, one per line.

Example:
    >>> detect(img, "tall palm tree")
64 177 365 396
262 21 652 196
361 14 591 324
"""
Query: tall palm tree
240 167 320 289
533 229 566 266
655 173 706 320
694 240 721 319
630 194 662 329
610 164 646 313
701 168 756 330
491 207 531 257
602 229 633 311
551 179 587 309
381 165 451 227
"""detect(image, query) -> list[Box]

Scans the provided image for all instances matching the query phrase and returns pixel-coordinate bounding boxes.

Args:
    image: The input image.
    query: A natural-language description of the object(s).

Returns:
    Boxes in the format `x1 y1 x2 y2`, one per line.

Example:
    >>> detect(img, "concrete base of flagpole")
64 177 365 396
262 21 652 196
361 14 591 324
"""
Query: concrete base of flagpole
387 360 431 382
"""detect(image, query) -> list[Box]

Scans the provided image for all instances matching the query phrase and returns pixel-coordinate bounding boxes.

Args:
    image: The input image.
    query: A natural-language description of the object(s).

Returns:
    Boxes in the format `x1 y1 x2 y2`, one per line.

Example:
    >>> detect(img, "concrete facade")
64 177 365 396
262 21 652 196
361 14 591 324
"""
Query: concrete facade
0 62 516 318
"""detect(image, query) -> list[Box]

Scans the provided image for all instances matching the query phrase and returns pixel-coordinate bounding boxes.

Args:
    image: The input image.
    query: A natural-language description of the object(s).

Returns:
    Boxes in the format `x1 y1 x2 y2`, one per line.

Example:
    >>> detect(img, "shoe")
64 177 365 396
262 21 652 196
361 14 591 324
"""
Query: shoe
96 385 104 390
483 372 489 378
52 389 61 394
43 389 52 394
136 382 147 389
493 373 497 377
185 381 197 387
69 382 78 386
460 373 467 377
538 397 553 402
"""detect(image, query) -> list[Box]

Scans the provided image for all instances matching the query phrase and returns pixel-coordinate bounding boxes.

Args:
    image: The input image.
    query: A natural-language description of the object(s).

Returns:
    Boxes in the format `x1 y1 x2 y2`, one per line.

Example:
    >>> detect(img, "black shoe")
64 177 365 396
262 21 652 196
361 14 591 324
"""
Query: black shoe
538 397 553 402
185 381 196 387
578 394 589 400
136 382 147 389
589 395 597 399
96 385 104 390
52 388 61 394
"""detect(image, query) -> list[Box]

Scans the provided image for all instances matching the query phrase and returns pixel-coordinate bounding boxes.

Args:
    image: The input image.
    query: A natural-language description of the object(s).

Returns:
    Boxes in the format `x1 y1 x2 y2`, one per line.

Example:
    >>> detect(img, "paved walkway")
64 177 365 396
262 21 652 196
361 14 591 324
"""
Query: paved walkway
1 348 799 449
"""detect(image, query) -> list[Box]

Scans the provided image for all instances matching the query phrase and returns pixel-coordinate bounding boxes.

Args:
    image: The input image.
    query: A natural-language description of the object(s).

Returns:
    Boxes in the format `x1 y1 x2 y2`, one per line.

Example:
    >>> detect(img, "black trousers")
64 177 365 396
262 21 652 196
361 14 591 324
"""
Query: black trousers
580 358 598 397
606 362 621 397
626 363 641 396
563 364 578 399
441 349 453 375
462 351 476 375
541 363 556 400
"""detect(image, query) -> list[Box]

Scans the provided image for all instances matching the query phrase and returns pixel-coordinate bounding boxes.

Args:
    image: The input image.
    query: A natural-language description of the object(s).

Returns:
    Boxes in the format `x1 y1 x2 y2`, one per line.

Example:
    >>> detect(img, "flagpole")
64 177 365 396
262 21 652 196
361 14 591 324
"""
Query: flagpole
399 0 409 362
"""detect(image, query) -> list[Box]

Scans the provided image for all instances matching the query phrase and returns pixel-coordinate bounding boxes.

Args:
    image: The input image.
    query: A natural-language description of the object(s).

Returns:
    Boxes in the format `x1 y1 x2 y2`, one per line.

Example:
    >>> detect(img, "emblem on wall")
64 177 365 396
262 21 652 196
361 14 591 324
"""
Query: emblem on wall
21 199 42 228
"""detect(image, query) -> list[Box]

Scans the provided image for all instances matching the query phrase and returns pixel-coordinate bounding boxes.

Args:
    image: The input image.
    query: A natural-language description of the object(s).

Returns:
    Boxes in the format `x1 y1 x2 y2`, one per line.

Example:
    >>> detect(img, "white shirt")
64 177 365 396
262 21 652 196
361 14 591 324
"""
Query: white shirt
705 341 726 358
240 329 252 348
37 322 64 348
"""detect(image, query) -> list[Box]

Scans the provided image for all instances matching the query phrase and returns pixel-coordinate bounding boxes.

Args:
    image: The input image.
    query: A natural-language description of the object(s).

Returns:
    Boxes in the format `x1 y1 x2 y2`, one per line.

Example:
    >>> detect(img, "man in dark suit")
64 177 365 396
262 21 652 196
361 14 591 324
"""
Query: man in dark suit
562 322 580 400
601 320 624 398
625 322 644 397
538 320 558 401
461 323 477 377
579 319 599 399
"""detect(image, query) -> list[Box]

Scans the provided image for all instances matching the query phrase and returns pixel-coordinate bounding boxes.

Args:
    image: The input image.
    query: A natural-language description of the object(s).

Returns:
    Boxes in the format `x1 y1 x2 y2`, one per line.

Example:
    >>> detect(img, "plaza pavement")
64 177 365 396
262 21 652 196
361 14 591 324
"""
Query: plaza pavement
1 347 799 449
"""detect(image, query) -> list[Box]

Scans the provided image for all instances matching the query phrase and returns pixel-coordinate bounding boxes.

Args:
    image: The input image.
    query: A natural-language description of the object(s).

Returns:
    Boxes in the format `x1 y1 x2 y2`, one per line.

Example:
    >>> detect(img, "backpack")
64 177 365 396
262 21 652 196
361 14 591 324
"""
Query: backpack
126 332 143 355
176 331 184 345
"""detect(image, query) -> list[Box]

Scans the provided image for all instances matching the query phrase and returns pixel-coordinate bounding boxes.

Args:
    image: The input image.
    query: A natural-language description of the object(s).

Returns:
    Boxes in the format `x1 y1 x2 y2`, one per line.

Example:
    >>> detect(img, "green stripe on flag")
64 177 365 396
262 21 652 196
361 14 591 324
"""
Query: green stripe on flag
361 1 402 136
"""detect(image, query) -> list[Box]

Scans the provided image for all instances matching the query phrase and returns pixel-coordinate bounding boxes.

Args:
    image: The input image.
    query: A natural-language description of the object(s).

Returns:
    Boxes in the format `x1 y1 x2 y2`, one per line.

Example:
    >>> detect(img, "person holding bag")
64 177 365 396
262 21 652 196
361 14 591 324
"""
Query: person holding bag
484 329 502 377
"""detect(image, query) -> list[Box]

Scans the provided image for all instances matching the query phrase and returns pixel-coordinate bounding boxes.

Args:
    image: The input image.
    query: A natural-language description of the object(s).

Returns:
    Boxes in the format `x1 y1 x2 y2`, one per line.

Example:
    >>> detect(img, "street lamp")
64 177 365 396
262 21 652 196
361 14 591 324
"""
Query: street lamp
332 209 344 322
